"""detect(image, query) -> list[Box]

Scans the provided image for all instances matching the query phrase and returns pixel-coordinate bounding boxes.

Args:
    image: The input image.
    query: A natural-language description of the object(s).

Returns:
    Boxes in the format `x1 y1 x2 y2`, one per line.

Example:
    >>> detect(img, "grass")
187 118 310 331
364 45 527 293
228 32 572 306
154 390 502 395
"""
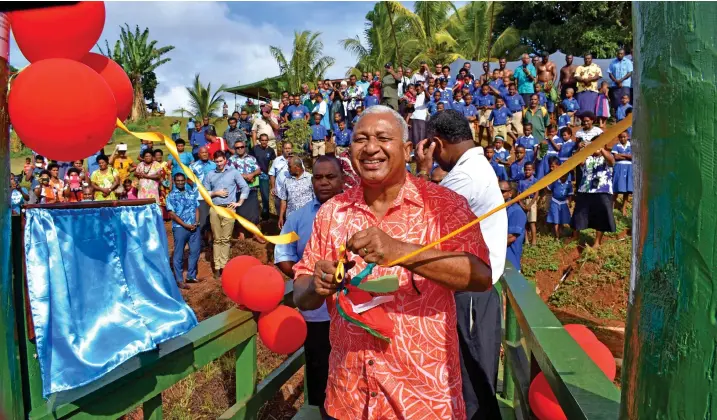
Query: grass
9 116 232 174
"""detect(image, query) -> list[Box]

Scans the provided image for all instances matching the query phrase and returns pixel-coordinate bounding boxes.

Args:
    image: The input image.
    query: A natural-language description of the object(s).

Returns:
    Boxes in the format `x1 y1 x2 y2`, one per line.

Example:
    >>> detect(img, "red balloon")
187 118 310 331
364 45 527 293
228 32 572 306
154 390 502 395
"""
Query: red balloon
81 53 134 121
529 373 566 420
221 256 262 305
258 306 307 354
9 59 117 161
564 324 616 380
238 265 285 312
564 324 597 344
10 2 106 63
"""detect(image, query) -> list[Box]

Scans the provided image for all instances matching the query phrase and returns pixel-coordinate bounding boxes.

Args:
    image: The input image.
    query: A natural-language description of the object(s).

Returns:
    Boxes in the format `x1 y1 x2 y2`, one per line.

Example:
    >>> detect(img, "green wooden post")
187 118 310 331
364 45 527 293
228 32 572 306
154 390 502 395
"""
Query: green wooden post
235 335 257 403
0 12 25 420
143 394 163 420
622 3 717 418
503 296 518 402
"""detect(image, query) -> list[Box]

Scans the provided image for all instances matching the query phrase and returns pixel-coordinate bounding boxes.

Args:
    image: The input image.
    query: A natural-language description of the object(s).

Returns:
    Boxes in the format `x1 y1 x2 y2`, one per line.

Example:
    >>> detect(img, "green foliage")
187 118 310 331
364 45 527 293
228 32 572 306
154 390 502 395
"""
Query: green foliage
142 70 158 102
496 1 633 58
270 31 335 94
281 119 312 153
99 24 175 121
186 74 227 118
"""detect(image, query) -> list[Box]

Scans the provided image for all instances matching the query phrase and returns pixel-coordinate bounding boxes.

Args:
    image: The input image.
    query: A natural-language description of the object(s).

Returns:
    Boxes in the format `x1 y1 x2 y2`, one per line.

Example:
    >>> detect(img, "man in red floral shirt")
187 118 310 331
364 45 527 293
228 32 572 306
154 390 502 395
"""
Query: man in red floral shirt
293 105 492 419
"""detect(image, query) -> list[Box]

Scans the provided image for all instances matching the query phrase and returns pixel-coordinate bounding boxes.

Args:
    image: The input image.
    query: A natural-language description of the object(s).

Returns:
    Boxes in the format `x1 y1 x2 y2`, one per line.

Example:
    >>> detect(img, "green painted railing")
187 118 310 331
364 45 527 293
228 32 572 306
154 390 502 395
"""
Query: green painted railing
6 215 306 420
500 261 621 419
5 212 621 420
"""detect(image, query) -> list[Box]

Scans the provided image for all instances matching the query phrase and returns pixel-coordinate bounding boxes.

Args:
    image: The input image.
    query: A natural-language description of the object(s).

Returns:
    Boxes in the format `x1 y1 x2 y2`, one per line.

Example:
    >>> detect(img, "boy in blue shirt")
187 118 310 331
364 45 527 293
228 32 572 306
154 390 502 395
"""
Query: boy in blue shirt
557 103 571 129
310 113 328 163
463 93 478 141
503 83 525 142
516 123 538 163
501 181 527 271
493 136 510 167
352 105 363 126
168 139 195 178
510 145 527 181
475 84 496 145
363 86 380 108
518 162 538 245
438 78 453 102
333 119 352 155
485 145 508 181
561 87 579 125
616 94 632 122
451 91 467 116
489 97 511 142
558 127 577 163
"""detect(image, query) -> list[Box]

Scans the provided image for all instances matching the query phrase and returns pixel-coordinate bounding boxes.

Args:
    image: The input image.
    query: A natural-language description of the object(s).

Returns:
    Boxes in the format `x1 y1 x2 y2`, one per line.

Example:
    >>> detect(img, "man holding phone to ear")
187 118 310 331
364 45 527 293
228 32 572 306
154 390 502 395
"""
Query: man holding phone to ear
380 62 400 110
252 104 279 154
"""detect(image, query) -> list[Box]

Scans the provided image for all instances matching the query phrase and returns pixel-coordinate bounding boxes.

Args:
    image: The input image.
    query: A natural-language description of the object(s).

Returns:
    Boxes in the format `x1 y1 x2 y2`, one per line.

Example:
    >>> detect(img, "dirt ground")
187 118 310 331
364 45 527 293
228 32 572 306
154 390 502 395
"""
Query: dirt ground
147 216 305 420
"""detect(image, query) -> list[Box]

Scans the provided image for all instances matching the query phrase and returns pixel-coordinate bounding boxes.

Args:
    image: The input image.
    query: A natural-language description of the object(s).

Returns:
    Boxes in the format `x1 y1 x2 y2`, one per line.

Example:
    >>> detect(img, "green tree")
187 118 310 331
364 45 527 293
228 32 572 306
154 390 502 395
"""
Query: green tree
393 1 461 68
496 1 632 58
99 24 174 121
186 74 226 119
445 2 526 62
270 31 335 93
172 107 189 118
340 2 397 75
142 71 158 103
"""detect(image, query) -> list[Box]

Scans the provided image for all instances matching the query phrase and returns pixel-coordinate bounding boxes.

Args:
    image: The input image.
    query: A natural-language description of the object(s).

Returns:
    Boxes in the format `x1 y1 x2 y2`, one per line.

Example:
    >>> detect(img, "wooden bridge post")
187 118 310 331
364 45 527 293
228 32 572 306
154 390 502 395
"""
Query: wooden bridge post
622 3 717 418
0 12 25 420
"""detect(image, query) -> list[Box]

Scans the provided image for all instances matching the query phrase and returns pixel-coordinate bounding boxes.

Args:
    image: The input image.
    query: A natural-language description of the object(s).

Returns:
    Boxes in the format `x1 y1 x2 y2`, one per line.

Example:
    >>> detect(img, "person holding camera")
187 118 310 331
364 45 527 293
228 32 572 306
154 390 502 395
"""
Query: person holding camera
252 104 280 153
381 62 400 110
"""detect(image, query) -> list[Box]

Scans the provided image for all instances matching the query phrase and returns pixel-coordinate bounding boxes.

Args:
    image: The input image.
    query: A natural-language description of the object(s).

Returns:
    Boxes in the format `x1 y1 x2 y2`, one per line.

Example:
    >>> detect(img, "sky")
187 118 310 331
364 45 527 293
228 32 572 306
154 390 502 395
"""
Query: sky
8 1 385 115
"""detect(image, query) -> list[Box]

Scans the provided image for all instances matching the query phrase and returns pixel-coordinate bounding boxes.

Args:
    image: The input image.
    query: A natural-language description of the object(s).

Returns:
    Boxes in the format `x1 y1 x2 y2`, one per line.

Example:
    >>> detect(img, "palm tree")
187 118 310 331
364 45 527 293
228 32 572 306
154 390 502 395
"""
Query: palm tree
445 2 526 62
270 30 335 93
172 107 189 118
185 74 226 119
99 24 174 121
398 1 462 68
341 2 404 75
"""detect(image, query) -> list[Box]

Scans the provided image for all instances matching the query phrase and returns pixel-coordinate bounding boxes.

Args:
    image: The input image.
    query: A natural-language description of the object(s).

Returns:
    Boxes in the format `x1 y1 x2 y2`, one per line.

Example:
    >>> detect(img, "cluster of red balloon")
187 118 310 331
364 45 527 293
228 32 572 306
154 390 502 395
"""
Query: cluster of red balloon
8 2 134 161
222 256 307 355
528 324 617 420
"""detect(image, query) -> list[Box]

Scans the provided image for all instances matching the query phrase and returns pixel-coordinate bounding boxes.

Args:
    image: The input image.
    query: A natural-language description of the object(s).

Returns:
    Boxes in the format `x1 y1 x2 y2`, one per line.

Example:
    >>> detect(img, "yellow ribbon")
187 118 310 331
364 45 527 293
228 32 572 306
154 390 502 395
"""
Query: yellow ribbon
386 115 633 267
115 119 298 245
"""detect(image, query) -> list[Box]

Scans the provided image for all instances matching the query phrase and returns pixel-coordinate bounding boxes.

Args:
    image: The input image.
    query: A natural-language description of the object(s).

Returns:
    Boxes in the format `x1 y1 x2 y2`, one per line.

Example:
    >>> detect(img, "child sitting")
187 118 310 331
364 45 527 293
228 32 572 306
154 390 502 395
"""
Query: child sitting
546 157 573 238
612 131 633 216
485 145 508 181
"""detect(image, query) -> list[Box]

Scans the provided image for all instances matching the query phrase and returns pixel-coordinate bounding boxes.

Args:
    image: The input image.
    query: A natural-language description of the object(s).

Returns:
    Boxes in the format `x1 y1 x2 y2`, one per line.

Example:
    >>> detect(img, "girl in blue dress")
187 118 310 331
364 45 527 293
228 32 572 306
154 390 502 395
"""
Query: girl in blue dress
537 125 562 179
612 131 633 216
546 159 574 238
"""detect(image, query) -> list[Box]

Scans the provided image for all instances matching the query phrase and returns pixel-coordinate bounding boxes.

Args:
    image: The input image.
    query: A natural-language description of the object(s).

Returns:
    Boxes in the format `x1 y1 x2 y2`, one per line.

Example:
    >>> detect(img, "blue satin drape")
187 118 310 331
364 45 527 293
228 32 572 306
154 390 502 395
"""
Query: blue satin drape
24 204 198 397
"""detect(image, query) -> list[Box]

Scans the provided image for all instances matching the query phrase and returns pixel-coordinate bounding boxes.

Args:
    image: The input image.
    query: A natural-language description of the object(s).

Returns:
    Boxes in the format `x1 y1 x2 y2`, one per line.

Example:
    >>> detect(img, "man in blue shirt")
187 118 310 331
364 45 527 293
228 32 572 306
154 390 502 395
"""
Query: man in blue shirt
501 181 527 271
514 53 537 104
168 139 195 178
503 84 526 142
289 95 310 122
608 48 634 111
275 156 343 417
188 147 217 247
167 173 200 289
203 150 250 278
189 120 208 159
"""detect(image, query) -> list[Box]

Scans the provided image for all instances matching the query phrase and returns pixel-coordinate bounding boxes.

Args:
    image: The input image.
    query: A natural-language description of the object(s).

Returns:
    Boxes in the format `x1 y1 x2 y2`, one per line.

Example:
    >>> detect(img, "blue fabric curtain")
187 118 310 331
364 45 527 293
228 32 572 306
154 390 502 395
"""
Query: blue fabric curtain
24 204 198 397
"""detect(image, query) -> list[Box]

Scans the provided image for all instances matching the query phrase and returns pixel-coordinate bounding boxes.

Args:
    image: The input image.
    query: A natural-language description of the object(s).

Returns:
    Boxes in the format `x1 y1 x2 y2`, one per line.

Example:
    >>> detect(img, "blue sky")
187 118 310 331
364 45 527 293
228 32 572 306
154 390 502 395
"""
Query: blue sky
8 1 393 114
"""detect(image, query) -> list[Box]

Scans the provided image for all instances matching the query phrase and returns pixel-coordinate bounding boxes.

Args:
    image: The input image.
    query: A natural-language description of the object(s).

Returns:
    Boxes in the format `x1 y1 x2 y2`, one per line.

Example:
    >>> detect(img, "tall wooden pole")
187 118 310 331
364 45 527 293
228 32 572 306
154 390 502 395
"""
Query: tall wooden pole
621 3 717 418
0 12 24 419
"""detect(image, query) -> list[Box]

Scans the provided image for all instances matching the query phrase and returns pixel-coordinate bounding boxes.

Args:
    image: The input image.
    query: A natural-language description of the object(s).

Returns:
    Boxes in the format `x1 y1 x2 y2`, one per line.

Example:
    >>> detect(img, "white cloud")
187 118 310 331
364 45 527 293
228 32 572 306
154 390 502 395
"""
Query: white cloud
8 1 367 116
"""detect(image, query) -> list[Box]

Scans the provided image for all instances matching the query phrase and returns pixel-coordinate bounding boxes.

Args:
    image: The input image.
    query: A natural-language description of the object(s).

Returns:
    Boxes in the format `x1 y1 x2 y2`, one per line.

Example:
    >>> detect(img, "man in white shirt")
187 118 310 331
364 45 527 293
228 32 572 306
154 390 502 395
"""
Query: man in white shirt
269 141 293 217
411 61 430 87
415 109 507 420
409 83 429 147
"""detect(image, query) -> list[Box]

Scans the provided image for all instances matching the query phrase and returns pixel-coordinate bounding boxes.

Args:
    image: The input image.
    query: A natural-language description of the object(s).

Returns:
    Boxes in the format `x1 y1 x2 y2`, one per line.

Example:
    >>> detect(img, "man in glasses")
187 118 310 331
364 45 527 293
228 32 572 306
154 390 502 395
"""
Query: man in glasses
356 72 371 98
229 139 263 242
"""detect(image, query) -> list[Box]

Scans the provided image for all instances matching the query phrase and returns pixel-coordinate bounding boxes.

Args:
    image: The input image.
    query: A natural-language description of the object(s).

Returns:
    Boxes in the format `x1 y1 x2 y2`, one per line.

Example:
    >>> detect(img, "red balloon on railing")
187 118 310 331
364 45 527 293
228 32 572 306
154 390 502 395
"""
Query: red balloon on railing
238 265 285 312
221 256 262 305
529 373 566 420
258 305 307 354
9 2 106 63
81 53 134 121
9 58 117 161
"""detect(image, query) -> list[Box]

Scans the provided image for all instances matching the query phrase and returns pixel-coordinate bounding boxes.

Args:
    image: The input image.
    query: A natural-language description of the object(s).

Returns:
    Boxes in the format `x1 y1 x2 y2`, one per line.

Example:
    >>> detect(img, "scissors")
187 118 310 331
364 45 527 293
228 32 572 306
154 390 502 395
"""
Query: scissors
334 232 350 283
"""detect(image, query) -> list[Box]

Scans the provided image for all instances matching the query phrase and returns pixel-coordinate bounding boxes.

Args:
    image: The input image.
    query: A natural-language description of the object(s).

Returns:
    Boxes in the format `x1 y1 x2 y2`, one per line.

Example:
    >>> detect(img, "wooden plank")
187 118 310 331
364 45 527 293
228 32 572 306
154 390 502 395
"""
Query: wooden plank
501 265 621 420
235 335 257 402
496 395 516 420
2 215 25 418
29 312 257 420
219 348 305 420
503 341 531 420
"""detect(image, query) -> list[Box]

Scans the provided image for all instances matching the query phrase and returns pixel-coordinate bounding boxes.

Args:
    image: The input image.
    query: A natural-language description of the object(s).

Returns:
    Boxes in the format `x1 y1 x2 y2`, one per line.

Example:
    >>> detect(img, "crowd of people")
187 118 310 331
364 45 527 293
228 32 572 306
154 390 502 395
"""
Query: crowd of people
8 48 635 419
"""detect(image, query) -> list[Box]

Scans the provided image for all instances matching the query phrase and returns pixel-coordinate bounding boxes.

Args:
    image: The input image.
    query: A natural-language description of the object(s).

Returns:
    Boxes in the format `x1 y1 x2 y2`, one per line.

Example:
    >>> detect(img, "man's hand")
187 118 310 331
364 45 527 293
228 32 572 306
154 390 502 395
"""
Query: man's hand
270 187 276 196
414 138 436 174
347 227 405 265
310 260 344 297
228 199 244 210
215 189 229 198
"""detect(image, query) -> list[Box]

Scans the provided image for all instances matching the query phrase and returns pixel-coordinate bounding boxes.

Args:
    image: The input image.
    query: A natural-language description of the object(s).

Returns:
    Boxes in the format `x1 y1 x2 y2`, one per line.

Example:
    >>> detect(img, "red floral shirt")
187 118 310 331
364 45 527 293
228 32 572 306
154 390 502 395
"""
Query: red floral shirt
294 175 491 420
